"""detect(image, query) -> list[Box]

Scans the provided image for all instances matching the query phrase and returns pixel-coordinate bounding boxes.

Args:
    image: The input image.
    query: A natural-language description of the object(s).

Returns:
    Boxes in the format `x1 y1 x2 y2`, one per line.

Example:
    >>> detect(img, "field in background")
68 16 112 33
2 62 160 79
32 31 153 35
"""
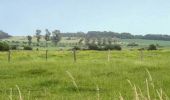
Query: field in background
2 36 170 49
122 39 170 47
0 50 170 99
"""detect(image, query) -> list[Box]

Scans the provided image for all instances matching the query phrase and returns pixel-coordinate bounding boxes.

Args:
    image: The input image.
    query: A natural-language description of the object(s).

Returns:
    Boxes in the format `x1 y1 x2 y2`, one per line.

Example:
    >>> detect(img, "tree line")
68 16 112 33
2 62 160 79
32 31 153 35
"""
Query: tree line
27 29 61 47
1 30 170 41
61 31 170 41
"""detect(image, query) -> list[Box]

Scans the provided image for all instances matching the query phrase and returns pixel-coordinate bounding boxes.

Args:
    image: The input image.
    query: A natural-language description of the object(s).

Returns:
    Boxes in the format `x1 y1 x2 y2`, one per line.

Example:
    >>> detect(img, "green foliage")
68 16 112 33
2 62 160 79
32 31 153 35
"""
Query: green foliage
104 44 122 50
78 38 83 44
11 45 18 50
73 46 81 50
85 37 90 45
35 30 41 42
27 35 32 46
148 44 157 50
44 29 51 46
107 37 112 45
102 38 106 45
0 42 9 51
23 46 33 50
87 44 122 51
88 44 100 50
97 38 102 45
52 30 61 46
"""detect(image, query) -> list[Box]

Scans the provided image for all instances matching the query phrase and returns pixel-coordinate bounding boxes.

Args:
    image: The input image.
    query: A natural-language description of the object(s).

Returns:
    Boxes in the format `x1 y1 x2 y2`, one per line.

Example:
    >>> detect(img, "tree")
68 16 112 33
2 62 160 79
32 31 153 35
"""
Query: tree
88 44 99 50
148 44 157 50
91 38 96 44
51 30 61 46
44 29 51 47
78 38 83 45
97 38 102 46
0 42 9 51
108 38 112 45
27 35 32 46
35 30 41 46
102 38 106 45
113 37 119 44
85 37 90 45
104 44 122 51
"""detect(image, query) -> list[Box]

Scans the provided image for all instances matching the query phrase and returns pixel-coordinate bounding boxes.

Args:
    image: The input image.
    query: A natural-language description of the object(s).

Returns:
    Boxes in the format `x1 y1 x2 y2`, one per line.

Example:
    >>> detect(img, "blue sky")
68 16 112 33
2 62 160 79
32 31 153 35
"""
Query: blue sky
0 0 170 36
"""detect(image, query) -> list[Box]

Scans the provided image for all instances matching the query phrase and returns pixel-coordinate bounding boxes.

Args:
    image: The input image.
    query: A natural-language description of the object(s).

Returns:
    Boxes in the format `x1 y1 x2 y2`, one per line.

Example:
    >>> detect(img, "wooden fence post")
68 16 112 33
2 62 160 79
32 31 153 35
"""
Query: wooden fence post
46 50 48 61
8 50 11 62
73 49 76 62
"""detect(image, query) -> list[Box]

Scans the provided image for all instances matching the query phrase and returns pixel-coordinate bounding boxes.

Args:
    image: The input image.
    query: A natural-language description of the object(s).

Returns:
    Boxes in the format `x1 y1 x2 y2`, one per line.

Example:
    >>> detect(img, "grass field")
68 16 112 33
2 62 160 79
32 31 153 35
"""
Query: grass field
0 50 170 100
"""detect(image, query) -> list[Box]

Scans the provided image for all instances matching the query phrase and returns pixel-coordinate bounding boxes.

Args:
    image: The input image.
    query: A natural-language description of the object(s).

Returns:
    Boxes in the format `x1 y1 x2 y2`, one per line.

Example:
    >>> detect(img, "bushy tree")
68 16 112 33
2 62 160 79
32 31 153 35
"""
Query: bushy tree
148 44 157 50
35 30 41 46
108 38 112 45
97 38 102 46
104 44 122 51
27 35 32 46
78 38 84 45
102 38 106 45
44 29 51 47
88 44 99 50
23 46 33 50
91 38 96 44
85 37 90 45
0 42 9 51
52 30 61 46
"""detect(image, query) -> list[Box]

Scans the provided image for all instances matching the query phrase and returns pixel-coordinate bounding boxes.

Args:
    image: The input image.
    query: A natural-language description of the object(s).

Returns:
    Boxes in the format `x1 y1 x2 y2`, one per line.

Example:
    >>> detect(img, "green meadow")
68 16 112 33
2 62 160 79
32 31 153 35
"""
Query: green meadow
0 50 170 100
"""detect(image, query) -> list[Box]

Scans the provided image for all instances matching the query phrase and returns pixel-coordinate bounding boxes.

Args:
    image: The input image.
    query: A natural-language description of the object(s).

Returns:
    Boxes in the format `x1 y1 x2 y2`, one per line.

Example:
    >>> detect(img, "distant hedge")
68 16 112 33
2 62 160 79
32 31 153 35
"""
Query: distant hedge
104 44 122 50
0 42 9 51
87 44 122 51
148 44 157 50
23 46 33 50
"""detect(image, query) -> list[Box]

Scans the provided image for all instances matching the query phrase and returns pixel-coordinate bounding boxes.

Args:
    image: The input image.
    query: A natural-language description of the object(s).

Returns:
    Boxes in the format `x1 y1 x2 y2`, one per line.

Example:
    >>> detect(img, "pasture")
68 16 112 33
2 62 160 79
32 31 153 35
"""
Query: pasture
0 50 170 99
2 37 170 51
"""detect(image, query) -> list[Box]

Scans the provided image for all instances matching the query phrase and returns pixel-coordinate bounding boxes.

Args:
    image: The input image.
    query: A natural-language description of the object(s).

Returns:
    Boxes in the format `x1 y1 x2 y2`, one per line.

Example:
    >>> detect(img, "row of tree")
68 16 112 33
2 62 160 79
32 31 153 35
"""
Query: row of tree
1 30 170 41
61 31 170 41
27 29 61 47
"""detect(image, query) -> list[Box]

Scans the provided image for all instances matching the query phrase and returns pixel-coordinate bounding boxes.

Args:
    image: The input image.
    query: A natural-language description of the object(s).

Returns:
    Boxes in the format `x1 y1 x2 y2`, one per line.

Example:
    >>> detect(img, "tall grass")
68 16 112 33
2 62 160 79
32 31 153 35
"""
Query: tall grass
0 50 170 99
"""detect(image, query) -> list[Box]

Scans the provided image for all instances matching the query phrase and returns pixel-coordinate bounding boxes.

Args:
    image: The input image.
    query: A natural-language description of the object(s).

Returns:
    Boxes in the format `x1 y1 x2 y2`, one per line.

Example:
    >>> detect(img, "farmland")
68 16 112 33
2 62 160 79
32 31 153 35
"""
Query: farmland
0 50 170 99
2 36 170 51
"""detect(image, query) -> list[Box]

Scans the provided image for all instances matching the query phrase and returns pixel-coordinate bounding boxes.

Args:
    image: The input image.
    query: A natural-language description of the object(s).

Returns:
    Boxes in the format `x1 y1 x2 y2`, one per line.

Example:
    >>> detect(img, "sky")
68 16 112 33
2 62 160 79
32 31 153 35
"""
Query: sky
0 0 170 36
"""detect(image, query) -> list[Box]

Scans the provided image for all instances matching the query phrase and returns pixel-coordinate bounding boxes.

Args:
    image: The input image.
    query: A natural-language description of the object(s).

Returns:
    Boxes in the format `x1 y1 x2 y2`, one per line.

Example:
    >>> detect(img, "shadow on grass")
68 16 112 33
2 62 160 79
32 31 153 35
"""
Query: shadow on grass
21 69 53 77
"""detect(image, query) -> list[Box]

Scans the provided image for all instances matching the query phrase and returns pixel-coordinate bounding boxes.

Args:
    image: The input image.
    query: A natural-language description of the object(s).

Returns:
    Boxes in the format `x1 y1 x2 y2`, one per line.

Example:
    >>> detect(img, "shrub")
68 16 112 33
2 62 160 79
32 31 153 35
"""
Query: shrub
148 44 157 50
11 45 18 50
104 44 122 51
73 46 81 50
88 44 100 50
23 46 33 50
0 42 9 51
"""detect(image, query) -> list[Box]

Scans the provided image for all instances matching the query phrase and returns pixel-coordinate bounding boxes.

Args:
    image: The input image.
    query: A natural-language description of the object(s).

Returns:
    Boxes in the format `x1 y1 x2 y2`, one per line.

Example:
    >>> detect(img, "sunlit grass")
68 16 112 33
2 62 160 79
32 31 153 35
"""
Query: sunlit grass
0 50 170 99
